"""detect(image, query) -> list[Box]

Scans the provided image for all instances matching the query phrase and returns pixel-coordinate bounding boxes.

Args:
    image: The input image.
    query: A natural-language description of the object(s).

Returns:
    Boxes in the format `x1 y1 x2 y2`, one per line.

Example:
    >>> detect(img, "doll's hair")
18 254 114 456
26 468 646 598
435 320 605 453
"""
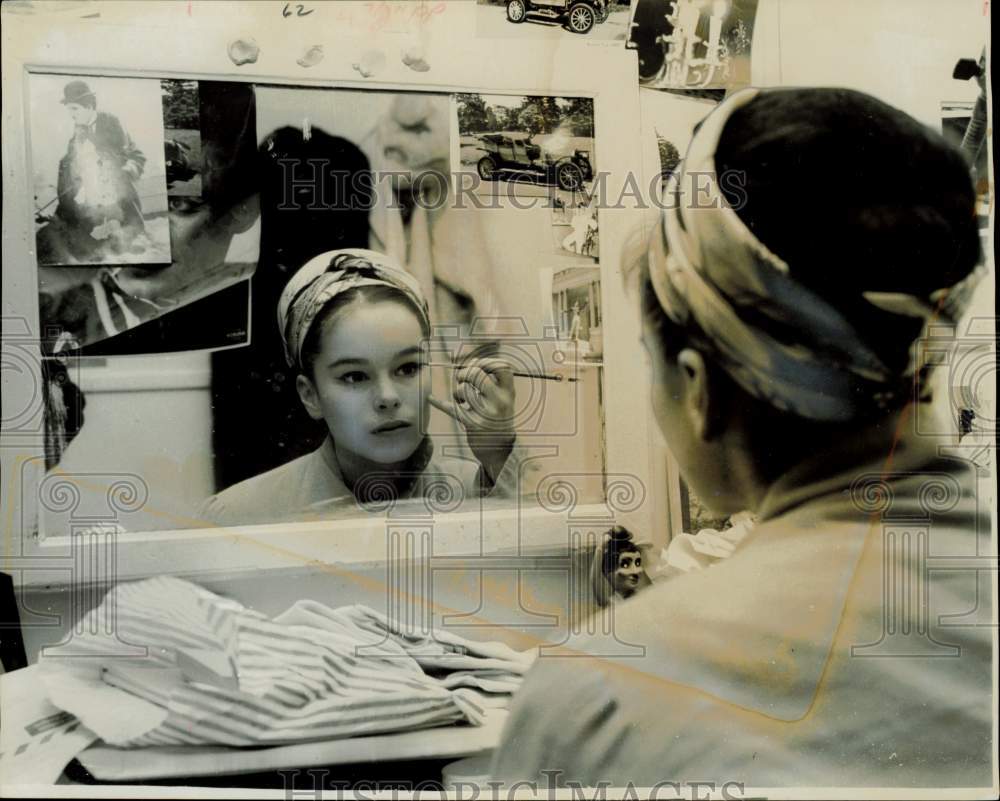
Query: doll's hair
601 526 641 578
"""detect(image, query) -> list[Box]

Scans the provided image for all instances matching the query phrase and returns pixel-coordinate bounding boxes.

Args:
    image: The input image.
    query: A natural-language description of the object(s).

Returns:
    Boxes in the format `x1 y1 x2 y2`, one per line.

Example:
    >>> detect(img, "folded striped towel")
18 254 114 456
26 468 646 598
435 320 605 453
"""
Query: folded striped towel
39 577 533 748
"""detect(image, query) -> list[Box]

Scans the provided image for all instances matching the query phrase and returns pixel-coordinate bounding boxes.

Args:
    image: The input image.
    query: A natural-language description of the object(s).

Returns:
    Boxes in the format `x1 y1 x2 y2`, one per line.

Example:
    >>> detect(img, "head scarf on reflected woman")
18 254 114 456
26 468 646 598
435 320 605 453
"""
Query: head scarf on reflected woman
278 248 430 371
648 87 984 423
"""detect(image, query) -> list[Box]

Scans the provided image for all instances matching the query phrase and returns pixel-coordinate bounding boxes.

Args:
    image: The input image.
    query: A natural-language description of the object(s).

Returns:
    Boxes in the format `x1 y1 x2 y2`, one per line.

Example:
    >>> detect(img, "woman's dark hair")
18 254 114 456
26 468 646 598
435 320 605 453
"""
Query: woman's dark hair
643 87 981 399
299 284 431 379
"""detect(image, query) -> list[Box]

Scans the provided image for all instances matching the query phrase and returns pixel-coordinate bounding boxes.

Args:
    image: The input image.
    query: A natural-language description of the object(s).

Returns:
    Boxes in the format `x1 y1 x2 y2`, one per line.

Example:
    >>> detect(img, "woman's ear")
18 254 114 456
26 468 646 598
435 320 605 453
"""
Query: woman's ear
676 347 712 441
296 373 324 421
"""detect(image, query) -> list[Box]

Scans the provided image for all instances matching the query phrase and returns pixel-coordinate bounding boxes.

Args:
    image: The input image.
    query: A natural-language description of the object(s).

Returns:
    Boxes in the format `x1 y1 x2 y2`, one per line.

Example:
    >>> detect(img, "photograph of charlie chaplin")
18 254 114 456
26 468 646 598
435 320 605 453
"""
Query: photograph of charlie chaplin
36 80 259 354
32 74 171 266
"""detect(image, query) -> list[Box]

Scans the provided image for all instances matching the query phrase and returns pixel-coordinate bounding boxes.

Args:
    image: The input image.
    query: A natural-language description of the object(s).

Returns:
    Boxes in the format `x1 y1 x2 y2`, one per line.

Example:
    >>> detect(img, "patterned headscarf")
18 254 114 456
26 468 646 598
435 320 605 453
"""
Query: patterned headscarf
647 88 981 422
278 248 430 370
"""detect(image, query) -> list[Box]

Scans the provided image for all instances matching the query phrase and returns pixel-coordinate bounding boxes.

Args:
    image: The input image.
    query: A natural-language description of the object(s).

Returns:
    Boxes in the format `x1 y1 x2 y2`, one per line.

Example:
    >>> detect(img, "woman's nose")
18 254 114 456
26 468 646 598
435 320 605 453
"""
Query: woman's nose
374 378 402 411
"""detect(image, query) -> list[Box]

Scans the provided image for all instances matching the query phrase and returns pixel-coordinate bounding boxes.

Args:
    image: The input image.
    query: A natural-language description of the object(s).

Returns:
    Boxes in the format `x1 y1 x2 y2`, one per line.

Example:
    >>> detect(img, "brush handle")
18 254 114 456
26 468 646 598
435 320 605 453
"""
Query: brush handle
424 362 578 383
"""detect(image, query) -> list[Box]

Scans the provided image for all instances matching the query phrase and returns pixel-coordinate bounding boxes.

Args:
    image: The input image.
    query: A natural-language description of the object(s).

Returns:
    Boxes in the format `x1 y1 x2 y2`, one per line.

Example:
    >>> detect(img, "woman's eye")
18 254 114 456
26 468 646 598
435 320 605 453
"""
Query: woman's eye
169 197 203 214
396 361 422 378
339 371 368 385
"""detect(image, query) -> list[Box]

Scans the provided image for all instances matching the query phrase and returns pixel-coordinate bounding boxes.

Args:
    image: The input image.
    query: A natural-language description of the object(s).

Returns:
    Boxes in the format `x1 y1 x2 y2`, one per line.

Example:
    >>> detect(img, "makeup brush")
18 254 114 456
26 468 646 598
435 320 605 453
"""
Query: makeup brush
423 362 579 383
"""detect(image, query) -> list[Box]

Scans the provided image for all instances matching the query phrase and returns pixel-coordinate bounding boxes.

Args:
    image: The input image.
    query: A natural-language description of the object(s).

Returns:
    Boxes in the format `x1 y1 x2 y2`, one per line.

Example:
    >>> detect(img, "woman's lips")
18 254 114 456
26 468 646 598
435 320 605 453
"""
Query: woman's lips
372 421 412 434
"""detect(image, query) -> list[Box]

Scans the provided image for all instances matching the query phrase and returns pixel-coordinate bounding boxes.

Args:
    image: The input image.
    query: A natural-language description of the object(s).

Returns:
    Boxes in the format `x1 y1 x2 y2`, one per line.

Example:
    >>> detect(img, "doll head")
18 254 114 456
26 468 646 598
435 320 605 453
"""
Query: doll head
600 526 647 600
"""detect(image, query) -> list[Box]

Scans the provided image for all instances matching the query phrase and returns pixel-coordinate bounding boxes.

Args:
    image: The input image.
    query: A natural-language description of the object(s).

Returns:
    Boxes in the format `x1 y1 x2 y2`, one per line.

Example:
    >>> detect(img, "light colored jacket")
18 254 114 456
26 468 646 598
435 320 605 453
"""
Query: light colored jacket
491 421 995 790
201 436 525 526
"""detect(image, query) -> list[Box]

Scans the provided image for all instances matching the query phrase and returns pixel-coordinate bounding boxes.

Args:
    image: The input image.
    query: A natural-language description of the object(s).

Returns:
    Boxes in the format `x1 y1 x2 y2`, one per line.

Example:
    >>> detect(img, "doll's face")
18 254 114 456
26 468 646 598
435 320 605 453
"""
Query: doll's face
613 550 643 598
298 299 430 467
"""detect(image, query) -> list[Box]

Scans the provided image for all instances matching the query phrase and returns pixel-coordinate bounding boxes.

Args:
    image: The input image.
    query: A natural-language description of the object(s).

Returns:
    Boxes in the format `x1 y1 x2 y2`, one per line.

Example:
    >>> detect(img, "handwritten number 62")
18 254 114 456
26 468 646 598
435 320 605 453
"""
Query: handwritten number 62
282 3 313 17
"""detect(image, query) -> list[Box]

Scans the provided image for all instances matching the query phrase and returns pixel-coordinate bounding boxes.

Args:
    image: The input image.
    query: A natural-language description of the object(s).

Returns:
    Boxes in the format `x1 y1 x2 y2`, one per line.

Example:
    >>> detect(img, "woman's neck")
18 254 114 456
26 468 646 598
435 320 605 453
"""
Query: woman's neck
333 441 408 496
739 407 908 517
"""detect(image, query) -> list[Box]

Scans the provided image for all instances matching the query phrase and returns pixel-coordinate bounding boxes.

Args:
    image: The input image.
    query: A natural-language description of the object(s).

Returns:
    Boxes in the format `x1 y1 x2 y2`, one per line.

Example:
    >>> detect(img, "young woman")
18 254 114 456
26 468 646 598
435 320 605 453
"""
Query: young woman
202 249 521 524
491 87 991 788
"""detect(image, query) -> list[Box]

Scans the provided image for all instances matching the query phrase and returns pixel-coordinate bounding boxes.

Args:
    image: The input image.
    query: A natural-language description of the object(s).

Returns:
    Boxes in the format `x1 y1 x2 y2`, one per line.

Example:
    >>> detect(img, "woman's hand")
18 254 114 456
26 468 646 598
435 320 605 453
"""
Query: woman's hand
432 357 517 483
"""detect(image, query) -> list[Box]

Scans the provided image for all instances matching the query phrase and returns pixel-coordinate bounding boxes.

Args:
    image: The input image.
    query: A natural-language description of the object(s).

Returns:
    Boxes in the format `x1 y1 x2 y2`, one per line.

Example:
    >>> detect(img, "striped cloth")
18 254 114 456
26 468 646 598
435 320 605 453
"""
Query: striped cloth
39 577 533 748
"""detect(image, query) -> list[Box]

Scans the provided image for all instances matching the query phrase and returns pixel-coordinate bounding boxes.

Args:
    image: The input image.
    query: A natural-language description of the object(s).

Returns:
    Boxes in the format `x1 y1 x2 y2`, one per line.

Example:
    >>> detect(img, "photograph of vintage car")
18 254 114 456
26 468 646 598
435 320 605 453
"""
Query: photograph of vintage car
506 0 612 34
456 93 599 264
476 0 632 40
474 131 592 191
457 93 596 193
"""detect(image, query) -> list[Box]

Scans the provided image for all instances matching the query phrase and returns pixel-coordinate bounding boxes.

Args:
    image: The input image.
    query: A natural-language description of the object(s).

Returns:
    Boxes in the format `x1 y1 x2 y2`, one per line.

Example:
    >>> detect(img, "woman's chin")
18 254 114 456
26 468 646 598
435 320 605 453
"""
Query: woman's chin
364 436 421 467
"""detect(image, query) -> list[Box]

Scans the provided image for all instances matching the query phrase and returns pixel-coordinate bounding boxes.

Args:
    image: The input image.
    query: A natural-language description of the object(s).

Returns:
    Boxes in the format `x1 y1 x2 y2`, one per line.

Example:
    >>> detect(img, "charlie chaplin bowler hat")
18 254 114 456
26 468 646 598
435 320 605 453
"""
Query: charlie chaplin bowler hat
61 80 96 105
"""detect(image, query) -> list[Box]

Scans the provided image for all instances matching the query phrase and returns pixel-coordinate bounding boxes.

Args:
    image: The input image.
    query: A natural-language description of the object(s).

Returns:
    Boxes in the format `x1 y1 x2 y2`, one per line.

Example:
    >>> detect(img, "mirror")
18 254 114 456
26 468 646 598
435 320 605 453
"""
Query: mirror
36 78 609 532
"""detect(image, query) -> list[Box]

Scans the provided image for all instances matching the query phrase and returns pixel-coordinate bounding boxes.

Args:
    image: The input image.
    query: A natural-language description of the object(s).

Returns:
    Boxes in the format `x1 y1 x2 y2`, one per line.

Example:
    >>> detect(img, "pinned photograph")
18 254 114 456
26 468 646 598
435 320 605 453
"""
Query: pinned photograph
458 92 597 252
943 47 989 223
457 93 595 195
638 87 716 198
551 188 599 259
627 0 758 92
476 0 633 40
457 93 599 263
545 265 603 362
161 79 202 198
31 74 171 266
36 80 260 353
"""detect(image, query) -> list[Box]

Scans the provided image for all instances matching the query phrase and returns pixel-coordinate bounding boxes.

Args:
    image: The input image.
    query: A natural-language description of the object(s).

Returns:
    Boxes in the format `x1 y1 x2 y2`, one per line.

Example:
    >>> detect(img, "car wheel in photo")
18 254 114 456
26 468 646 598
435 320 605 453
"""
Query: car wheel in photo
477 156 498 181
506 0 526 23
556 162 584 191
567 2 595 34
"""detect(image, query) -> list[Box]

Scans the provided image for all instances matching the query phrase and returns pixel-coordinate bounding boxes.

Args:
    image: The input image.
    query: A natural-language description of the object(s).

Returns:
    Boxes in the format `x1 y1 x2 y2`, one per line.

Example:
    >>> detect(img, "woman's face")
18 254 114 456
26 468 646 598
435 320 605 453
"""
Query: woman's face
641 310 722 508
641 314 687 456
303 299 430 467
641 307 744 516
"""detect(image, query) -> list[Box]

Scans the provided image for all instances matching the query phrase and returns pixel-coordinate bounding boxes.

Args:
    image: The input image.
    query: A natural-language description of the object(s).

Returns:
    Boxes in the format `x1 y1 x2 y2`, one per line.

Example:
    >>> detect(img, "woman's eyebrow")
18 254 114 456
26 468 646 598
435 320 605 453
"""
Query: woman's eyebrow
395 346 422 359
327 357 367 369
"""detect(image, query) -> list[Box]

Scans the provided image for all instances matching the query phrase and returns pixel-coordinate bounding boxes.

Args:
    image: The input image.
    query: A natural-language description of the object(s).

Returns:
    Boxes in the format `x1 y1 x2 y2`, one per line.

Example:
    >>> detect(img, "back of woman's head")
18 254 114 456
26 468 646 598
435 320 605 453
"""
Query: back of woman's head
641 88 981 427
714 88 980 375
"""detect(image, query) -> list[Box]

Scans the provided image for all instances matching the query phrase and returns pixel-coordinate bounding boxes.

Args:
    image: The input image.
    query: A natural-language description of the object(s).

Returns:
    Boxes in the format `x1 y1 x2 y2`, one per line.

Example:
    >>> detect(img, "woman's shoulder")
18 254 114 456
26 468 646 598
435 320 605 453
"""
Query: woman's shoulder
199 446 342 526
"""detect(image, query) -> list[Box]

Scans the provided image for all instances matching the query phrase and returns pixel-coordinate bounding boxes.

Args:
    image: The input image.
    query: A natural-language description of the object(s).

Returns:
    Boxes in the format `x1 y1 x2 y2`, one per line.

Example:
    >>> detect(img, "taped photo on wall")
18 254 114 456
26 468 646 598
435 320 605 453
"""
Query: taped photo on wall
35 79 260 354
162 79 203 199
456 92 599 262
31 74 171 267
627 0 758 93
638 87 717 199
476 0 634 41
